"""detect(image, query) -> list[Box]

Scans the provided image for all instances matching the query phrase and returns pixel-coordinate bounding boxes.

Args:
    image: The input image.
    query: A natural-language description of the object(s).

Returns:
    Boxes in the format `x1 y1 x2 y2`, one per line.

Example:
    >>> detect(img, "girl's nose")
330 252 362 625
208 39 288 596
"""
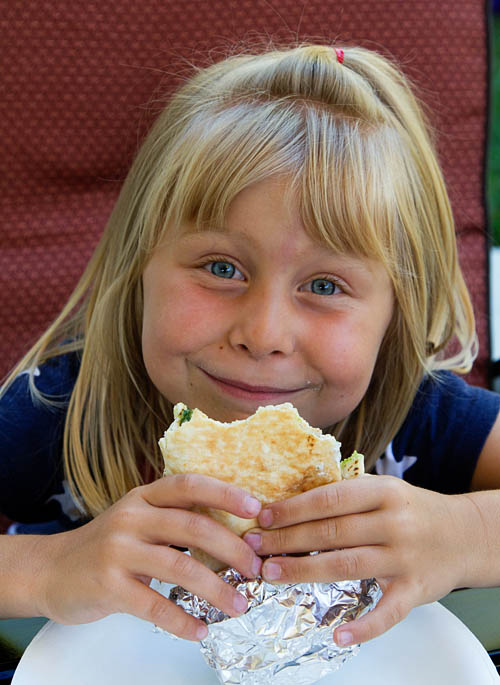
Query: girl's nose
228 286 296 359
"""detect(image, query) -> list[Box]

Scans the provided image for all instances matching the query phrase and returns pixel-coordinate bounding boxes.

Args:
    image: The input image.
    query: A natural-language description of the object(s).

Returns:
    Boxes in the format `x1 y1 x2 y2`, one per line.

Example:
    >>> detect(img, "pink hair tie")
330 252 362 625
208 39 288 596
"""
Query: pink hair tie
334 48 345 64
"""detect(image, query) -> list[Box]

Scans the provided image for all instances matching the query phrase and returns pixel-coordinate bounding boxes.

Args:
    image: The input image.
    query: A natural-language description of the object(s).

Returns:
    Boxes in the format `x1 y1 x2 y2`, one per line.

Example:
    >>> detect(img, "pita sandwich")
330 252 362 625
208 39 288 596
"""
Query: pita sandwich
159 402 364 571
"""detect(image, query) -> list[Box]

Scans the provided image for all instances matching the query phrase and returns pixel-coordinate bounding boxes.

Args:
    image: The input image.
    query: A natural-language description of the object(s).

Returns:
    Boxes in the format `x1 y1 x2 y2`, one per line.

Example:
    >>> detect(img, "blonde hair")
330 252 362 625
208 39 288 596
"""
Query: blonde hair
2 43 477 516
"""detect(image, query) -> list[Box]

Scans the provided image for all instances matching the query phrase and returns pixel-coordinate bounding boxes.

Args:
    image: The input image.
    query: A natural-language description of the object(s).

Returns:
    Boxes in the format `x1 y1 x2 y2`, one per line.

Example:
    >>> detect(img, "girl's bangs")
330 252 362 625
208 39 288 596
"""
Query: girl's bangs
296 114 404 273
161 99 403 278
160 99 305 237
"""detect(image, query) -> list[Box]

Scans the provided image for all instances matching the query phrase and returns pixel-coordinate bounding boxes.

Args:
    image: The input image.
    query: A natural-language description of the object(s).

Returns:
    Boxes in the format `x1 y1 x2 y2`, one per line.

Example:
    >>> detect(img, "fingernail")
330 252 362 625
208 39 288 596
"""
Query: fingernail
233 593 248 614
259 508 273 527
244 496 261 516
335 630 354 646
263 561 281 580
197 624 208 640
244 532 261 551
251 555 262 577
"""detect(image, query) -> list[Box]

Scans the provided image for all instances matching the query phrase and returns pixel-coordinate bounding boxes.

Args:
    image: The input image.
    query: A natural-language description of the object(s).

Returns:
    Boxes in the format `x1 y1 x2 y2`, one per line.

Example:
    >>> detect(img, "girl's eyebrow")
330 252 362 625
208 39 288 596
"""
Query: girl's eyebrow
177 228 261 252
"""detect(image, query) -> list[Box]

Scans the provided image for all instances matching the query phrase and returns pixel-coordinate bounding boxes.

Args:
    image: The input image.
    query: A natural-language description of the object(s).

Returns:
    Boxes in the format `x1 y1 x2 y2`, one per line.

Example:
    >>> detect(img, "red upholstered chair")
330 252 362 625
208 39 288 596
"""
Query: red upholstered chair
0 1 493 388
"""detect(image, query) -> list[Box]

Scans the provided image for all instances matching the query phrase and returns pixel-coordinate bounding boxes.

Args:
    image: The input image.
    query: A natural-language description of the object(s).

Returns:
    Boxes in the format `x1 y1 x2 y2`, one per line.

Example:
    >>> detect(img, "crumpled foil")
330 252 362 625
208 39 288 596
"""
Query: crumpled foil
161 568 381 684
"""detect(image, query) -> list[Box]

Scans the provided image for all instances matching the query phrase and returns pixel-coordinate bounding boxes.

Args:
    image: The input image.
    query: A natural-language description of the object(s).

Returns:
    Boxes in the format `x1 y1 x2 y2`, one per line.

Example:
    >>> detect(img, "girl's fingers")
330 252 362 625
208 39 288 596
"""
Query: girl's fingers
258 475 383 529
139 507 261 578
333 582 412 646
141 473 261 519
260 546 396 584
244 511 385 555
121 578 209 641
127 543 250 621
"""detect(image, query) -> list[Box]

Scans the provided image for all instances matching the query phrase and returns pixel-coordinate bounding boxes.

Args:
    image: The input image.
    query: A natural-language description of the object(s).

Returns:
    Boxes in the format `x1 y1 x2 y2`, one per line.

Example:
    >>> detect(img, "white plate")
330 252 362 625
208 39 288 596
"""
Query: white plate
12 601 499 684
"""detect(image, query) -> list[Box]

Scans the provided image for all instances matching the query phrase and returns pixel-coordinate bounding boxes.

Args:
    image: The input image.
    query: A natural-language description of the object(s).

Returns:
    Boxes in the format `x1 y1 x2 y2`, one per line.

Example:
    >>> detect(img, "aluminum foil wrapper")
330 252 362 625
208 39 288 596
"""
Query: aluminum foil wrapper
163 568 381 684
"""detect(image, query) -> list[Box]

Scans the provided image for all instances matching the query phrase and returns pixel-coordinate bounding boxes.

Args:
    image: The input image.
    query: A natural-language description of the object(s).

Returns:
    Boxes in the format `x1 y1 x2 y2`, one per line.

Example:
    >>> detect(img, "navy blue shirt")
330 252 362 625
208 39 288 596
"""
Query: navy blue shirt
1 353 499 527
0 353 82 527
375 372 500 493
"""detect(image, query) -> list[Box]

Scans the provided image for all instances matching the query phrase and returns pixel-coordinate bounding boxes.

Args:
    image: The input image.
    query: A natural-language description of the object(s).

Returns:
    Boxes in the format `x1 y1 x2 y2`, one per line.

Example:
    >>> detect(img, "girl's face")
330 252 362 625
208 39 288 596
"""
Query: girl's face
142 178 394 428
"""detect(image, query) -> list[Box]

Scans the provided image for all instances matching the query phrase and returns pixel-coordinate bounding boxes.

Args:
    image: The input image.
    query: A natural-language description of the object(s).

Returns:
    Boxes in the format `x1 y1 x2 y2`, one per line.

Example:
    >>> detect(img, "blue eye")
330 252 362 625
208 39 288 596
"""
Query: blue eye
311 278 337 295
211 261 235 279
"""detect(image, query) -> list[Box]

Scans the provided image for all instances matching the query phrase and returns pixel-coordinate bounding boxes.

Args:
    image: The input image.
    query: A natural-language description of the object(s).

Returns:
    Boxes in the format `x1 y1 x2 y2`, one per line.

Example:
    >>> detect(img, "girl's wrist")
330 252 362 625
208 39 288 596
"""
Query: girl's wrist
452 492 495 589
0 534 54 619
27 533 61 620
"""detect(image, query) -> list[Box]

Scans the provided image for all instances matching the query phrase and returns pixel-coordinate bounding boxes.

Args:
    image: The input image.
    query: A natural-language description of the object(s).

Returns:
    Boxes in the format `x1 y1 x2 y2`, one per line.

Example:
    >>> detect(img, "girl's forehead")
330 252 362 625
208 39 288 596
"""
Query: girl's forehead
170 179 320 248
165 185 383 262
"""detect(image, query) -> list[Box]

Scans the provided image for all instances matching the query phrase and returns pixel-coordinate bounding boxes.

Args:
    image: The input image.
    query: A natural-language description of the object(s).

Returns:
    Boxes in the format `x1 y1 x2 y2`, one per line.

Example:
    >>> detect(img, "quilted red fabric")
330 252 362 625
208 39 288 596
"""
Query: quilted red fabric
0 0 491 386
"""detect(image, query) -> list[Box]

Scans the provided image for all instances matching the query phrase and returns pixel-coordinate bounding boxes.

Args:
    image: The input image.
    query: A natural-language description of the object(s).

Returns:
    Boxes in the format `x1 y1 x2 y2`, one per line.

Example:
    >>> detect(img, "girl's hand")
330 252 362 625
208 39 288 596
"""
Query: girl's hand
243 475 478 646
36 474 262 641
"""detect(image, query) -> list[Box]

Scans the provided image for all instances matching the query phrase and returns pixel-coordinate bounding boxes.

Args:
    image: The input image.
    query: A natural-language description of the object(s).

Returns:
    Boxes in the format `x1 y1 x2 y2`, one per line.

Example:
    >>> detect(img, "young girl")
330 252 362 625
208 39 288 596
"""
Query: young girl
1 43 500 649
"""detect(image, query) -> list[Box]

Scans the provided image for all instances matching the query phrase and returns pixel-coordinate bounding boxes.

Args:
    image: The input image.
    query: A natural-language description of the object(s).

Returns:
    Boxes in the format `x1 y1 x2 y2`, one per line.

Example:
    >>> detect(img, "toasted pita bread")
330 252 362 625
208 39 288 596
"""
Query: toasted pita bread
159 402 361 571
340 450 365 479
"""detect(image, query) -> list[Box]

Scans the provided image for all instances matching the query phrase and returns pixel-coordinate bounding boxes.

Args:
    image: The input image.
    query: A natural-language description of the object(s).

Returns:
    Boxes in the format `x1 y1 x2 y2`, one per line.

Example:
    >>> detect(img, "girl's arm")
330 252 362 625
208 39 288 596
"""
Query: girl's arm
0 474 262 640
243 410 500 646
457 409 500 588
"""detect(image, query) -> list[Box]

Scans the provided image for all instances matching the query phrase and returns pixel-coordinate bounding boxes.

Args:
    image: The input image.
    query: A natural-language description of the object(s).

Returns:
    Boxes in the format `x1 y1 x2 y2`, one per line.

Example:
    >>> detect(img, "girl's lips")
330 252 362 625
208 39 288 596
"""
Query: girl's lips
200 369 308 400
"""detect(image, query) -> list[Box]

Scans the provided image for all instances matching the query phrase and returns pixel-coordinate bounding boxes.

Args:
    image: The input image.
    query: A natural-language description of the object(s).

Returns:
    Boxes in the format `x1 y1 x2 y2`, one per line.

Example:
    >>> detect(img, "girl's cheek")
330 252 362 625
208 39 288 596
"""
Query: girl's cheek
144 281 230 358
308 318 382 393
307 316 366 368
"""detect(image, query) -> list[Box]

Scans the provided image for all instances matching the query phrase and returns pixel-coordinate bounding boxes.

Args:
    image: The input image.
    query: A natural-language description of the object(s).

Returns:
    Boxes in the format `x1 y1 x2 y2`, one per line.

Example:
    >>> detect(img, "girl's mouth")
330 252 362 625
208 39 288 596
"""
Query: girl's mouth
200 368 309 401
